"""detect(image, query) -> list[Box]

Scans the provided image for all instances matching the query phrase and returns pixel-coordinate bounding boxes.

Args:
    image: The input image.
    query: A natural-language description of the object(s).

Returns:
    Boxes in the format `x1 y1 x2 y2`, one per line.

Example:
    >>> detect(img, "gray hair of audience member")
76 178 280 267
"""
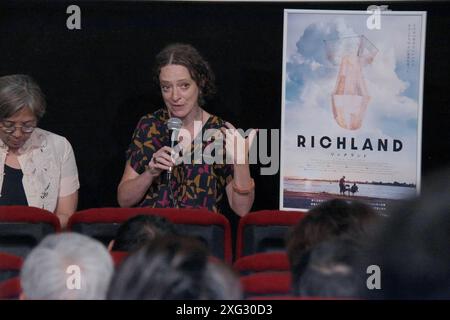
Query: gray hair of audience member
294 238 364 298
107 235 243 300
0 74 46 120
20 232 114 300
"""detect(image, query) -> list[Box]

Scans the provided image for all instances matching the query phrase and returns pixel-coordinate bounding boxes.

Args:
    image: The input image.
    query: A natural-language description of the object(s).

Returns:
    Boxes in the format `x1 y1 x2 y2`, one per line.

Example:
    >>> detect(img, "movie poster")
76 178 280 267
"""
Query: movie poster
280 9 426 212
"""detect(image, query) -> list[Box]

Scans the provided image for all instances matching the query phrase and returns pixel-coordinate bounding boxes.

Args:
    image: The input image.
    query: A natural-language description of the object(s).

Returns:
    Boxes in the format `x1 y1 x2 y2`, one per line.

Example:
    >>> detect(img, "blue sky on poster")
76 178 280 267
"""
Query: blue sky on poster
282 11 424 184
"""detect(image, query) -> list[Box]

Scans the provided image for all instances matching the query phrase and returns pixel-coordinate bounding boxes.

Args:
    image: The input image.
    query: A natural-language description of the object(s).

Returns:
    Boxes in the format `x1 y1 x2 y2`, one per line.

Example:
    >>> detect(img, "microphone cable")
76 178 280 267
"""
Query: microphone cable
166 117 182 208
167 162 178 208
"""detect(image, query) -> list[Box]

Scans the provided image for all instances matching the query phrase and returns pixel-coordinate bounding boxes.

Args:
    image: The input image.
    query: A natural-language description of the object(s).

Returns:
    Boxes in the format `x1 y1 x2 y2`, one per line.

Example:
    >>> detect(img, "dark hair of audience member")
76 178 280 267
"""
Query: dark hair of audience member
294 237 364 298
107 235 243 300
286 199 380 293
359 167 450 299
111 215 178 252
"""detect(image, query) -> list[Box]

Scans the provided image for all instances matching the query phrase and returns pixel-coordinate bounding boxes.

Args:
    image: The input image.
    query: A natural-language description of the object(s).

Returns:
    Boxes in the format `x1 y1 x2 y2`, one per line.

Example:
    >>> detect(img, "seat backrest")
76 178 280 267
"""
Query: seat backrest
68 207 232 263
233 252 290 275
0 206 61 257
0 252 23 282
110 251 129 267
0 277 21 300
236 210 306 259
248 295 328 300
240 272 292 298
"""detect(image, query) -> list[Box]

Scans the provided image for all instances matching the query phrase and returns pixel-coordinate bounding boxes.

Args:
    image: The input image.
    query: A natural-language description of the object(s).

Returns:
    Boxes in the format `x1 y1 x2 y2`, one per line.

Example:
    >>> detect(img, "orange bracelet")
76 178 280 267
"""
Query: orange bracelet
232 178 255 194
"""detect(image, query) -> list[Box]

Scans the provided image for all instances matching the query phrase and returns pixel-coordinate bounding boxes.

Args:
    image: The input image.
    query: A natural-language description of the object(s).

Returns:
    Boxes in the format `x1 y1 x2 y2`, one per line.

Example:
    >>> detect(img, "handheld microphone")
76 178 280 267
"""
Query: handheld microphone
167 117 182 181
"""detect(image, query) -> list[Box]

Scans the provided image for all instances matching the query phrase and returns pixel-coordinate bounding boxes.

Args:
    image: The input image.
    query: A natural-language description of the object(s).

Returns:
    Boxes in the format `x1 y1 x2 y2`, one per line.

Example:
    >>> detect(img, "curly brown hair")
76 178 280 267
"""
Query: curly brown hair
153 43 216 107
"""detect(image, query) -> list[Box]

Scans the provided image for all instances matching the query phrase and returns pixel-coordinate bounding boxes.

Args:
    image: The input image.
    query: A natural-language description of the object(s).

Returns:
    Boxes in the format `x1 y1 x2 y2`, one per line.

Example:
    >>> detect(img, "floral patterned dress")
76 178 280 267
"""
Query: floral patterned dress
126 108 233 213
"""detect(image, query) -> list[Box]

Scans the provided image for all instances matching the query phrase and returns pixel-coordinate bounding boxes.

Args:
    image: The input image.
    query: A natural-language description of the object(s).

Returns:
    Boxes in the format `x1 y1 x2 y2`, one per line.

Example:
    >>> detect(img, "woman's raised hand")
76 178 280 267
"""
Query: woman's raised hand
221 121 258 165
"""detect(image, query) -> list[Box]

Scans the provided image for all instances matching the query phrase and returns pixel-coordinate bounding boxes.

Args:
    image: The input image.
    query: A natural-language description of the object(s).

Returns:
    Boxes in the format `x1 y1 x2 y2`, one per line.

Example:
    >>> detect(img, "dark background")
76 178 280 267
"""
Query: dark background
0 1 449 229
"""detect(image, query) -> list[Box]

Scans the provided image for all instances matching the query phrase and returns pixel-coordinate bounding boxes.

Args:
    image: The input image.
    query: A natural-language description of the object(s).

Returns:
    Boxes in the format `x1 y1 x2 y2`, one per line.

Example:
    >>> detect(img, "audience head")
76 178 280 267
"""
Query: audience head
111 214 178 252
0 74 46 121
20 232 113 300
0 74 46 151
360 167 450 299
108 235 242 300
287 199 379 259
293 237 363 298
153 43 216 106
286 199 379 292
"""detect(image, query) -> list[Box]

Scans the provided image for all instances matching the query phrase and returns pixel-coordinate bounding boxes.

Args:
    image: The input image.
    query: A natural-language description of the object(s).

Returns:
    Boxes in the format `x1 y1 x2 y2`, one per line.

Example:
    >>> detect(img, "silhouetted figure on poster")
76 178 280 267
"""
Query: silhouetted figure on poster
350 183 358 196
339 176 346 195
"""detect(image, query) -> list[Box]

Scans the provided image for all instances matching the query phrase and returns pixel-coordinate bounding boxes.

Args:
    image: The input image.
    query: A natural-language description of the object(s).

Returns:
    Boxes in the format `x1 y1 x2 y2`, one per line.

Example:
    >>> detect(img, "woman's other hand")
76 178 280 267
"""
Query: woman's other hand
220 121 257 165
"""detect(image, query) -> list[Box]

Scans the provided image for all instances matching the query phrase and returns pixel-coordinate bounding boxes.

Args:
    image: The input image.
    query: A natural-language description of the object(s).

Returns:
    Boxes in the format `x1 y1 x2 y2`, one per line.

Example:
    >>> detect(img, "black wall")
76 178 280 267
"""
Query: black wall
0 1 449 223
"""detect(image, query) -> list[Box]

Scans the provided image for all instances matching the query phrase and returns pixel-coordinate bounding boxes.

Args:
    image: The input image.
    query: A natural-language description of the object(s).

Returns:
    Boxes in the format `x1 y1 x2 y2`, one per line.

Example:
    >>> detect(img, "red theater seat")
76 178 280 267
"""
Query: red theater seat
0 277 21 300
0 206 61 257
236 210 306 259
233 252 290 275
67 207 232 263
240 272 292 298
110 251 129 266
0 252 23 282
248 295 331 300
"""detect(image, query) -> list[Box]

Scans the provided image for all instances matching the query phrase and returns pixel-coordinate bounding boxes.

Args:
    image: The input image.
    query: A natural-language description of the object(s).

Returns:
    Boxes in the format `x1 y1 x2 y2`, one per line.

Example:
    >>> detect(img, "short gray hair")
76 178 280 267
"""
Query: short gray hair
21 232 113 300
0 74 46 120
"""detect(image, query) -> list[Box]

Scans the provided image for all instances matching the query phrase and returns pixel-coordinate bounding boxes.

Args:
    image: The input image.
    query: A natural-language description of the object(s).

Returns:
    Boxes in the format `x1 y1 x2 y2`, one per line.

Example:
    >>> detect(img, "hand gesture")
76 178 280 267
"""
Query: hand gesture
221 122 257 165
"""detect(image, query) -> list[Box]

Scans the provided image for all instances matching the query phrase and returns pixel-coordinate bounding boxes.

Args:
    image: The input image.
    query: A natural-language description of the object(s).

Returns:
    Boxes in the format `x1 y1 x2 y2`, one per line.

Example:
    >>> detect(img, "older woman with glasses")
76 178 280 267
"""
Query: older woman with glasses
0 74 79 228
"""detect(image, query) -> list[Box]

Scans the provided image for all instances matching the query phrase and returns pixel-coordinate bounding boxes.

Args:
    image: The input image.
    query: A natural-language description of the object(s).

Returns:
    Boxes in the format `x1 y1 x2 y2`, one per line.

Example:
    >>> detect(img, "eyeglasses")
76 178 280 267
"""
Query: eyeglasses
0 122 36 134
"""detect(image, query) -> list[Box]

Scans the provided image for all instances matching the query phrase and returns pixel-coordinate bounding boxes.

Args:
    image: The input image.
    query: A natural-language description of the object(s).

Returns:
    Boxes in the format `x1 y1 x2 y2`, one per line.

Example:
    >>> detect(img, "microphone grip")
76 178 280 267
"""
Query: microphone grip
167 165 172 181
167 130 177 181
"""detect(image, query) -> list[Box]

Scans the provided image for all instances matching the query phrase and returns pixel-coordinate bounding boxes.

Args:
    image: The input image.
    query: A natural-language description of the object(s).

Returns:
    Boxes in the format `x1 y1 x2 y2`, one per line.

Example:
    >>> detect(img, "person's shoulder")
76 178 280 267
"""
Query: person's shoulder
33 128 74 151
34 128 69 144
142 108 168 121
137 108 169 126
205 113 227 129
